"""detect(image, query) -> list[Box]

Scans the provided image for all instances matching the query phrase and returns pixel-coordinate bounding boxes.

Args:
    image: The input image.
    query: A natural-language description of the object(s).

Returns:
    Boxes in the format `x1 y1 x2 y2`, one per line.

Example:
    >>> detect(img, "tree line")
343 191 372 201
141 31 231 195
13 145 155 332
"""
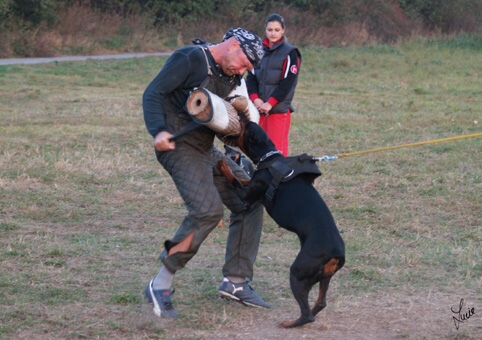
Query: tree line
2 0 481 34
1 0 481 58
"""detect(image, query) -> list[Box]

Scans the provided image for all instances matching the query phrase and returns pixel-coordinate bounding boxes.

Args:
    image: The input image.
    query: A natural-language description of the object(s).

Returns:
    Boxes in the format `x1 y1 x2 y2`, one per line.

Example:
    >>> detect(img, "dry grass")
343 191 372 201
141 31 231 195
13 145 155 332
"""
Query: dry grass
0 42 481 339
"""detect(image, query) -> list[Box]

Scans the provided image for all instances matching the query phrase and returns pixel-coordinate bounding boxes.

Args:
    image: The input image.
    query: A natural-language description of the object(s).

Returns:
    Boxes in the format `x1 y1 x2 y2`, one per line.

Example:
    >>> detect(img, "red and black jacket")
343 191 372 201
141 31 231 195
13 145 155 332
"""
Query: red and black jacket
246 36 301 114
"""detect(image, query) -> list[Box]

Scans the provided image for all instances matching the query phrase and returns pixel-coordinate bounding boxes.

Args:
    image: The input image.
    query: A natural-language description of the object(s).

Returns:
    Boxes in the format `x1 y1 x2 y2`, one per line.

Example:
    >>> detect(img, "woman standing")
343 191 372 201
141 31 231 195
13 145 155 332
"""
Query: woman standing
246 13 301 156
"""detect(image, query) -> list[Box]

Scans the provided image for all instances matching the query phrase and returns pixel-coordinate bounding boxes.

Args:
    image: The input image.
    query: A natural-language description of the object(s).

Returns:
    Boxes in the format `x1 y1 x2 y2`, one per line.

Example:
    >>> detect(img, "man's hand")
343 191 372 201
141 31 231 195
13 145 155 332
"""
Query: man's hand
154 131 176 151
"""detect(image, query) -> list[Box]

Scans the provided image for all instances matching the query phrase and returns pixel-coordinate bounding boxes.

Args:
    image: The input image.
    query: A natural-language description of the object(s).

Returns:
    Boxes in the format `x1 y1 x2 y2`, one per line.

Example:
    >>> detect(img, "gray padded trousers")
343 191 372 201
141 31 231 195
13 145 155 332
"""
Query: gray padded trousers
156 143 263 281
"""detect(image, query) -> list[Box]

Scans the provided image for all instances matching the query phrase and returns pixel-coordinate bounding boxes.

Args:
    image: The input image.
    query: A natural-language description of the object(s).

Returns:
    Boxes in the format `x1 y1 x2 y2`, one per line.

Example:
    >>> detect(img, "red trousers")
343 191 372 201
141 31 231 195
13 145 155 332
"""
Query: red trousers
258 111 291 156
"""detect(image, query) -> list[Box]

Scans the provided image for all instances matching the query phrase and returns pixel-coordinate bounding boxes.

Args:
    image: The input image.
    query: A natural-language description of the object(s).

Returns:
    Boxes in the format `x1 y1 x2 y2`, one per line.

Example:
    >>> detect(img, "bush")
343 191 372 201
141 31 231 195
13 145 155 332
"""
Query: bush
11 0 59 26
399 0 482 33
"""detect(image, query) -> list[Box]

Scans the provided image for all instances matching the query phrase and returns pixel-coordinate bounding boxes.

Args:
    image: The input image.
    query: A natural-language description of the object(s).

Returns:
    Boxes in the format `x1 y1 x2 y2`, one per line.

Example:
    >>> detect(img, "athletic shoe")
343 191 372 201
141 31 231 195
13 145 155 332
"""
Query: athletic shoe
218 278 270 308
144 279 179 319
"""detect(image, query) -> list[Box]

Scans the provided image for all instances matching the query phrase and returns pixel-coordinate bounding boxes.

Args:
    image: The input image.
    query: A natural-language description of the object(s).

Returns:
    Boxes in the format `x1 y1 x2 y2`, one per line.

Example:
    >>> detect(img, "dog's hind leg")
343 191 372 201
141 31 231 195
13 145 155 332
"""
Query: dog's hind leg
311 276 330 316
280 275 314 328
280 254 317 328
311 257 339 316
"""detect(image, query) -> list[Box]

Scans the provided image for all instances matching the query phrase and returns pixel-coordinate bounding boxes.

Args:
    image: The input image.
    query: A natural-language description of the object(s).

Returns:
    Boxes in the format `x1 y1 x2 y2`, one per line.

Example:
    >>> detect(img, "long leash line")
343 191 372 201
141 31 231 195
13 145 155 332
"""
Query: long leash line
314 131 482 162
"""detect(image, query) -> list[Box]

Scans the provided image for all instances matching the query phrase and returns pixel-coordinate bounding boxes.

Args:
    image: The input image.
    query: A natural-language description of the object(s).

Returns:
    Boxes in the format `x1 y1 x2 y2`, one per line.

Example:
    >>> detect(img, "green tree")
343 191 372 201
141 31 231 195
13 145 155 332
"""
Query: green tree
399 0 482 32
9 0 58 26
0 0 14 19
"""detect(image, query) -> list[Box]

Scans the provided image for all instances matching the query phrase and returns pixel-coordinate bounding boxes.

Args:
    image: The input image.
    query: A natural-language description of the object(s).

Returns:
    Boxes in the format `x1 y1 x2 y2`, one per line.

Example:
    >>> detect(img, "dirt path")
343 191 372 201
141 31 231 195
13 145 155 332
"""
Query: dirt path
0 52 171 65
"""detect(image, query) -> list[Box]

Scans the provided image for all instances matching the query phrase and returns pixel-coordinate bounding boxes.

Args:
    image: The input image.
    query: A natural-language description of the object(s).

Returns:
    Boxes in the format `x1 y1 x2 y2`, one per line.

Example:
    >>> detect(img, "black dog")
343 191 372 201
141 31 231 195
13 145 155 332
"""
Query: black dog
219 117 345 328
224 144 255 177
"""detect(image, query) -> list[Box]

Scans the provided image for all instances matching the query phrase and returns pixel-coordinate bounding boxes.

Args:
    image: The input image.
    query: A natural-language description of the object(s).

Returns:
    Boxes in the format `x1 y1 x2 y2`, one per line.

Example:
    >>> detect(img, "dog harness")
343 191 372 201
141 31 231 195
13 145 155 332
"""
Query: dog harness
257 153 322 210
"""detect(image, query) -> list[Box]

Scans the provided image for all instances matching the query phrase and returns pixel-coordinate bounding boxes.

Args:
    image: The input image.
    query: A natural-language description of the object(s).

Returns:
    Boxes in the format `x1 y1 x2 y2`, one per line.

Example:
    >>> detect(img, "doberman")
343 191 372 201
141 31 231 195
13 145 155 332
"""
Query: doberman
219 116 345 328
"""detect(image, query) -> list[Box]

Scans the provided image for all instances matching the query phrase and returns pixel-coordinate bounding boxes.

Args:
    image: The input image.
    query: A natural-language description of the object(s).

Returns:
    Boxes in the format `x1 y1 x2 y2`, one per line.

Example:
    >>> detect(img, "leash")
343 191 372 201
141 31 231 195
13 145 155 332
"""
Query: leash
168 121 201 142
314 132 482 162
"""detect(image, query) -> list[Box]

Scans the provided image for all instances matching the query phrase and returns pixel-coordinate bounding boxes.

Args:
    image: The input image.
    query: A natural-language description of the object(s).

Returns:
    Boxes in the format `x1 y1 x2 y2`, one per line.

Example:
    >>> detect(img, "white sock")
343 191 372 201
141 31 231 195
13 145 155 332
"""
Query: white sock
153 266 174 290
226 276 246 284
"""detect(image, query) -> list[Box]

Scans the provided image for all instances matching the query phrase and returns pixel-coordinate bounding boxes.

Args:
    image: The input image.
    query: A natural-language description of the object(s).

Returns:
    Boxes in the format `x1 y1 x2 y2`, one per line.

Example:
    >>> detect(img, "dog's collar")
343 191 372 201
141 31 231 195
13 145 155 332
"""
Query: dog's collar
257 150 282 165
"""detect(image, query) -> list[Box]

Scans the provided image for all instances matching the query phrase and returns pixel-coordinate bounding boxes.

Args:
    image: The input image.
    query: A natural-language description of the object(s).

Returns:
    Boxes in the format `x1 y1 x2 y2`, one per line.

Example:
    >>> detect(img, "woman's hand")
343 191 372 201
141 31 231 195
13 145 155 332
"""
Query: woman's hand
253 98 264 110
258 102 273 115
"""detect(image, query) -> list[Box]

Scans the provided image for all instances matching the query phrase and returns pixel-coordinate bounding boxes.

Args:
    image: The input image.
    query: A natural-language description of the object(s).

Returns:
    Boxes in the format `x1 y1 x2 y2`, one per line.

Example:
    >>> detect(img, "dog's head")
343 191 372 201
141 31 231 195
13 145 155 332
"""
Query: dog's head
242 121 278 164
222 113 277 164
235 114 277 164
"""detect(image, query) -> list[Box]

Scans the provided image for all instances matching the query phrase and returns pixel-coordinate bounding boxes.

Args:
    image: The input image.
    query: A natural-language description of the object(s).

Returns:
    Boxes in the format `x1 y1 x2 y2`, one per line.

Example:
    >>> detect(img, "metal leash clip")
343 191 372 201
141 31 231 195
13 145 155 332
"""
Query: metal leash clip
313 155 338 162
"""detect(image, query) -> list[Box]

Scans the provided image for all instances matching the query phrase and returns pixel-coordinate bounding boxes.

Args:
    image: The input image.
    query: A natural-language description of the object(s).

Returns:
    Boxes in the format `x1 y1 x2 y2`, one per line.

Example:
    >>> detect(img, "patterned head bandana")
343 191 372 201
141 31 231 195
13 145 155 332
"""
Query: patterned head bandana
223 27 265 68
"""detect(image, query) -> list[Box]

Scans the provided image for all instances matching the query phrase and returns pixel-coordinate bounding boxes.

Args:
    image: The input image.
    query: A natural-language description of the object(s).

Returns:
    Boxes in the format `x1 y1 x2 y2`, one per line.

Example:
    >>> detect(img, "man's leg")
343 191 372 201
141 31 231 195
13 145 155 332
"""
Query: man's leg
146 146 225 317
212 149 269 308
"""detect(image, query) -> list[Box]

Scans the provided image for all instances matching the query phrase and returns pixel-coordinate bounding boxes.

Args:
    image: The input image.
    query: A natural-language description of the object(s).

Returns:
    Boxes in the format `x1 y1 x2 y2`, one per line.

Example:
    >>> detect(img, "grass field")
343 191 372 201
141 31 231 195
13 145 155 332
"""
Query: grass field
1 40 481 339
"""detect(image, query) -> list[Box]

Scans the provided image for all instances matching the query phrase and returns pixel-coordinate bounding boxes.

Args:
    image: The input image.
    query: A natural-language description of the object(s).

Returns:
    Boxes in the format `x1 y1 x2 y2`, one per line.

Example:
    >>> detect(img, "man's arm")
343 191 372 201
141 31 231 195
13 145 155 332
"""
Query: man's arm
142 52 192 138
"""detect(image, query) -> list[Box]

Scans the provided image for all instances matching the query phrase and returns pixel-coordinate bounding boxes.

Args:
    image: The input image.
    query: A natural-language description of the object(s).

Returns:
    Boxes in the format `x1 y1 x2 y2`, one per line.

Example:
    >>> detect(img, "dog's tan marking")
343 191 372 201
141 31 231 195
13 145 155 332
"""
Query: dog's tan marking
323 258 339 276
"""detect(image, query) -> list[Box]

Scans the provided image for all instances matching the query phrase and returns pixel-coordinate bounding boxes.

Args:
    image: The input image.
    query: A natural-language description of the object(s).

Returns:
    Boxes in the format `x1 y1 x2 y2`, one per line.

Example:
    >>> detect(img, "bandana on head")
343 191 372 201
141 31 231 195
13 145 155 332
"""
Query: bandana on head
223 28 265 68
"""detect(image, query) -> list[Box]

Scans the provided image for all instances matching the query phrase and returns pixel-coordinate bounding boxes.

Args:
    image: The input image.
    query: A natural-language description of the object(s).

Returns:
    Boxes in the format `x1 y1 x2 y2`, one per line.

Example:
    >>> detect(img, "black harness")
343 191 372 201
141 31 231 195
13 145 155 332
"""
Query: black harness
257 153 322 211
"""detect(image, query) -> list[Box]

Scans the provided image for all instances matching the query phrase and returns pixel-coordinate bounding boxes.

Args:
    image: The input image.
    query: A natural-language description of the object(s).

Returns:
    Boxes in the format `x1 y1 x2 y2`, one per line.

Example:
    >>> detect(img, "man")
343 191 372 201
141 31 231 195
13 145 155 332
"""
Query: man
142 28 268 319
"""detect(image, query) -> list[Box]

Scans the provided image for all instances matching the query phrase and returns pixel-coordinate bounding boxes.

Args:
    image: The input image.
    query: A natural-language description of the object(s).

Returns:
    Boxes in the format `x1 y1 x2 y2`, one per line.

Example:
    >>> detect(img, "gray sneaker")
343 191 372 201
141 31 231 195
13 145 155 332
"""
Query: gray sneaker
218 278 270 308
145 279 179 319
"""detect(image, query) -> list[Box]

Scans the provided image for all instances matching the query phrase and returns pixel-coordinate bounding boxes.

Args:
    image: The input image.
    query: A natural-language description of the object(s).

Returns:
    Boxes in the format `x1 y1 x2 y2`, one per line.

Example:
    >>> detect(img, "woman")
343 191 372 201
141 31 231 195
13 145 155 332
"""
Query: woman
246 13 301 156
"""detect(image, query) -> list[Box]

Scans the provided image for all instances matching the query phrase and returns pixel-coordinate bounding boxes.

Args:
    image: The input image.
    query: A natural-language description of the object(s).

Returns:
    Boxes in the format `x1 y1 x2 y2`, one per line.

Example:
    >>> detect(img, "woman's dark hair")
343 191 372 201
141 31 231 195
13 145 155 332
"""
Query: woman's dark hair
266 13 285 28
